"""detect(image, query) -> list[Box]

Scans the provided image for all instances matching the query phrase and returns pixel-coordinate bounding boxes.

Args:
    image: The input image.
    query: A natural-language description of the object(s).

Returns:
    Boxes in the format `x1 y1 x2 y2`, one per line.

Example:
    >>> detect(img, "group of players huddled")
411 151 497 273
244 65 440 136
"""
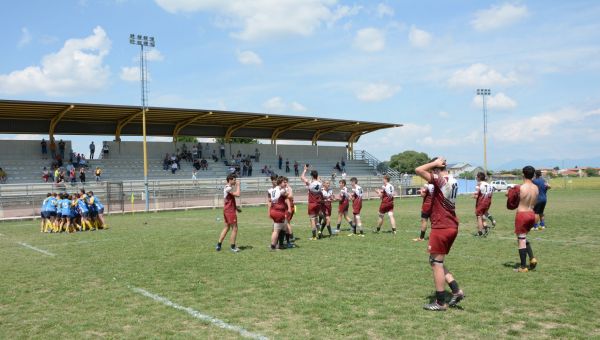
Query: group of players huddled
40 190 108 233
216 157 550 312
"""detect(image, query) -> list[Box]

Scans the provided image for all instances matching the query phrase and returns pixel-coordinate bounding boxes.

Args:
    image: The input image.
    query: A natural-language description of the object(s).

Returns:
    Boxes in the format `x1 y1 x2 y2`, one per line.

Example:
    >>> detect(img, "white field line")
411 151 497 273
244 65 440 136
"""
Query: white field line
17 242 56 256
130 286 268 340
43 238 115 247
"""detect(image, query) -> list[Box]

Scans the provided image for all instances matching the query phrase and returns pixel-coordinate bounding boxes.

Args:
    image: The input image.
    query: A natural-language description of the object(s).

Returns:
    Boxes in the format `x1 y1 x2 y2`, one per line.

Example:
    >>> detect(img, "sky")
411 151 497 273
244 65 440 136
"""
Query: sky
1 0 599 169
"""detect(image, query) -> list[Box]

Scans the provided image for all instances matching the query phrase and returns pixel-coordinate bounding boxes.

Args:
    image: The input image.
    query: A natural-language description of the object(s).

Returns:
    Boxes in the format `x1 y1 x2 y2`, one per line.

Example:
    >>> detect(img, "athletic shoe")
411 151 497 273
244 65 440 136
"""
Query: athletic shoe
491 220 497 228
529 257 538 270
372 229 380 234
515 267 529 273
448 290 465 307
230 247 240 253
310 237 318 241
392 230 397 235
286 243 295 249
358 234 365 238
532 227 538 231
423 302 448 311
317 231 323 239
412 238 424 242
216 245 221 251
539 226 545 230
347 233 355 237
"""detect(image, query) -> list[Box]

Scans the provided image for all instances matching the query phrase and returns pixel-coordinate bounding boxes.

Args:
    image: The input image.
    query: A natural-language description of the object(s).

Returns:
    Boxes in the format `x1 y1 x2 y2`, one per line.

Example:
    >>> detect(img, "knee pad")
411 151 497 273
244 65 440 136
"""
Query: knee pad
517 234 527 240
429 256 444 266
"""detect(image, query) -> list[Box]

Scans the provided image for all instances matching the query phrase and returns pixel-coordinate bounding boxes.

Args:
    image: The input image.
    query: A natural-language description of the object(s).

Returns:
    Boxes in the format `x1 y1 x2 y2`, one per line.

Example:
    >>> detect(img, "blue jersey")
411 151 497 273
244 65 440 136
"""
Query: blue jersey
70 200 78 218
47 197 58 212
92 196 104 210
41 198 50 212
77 198 89 213
533 178 548 202
60 199 71 216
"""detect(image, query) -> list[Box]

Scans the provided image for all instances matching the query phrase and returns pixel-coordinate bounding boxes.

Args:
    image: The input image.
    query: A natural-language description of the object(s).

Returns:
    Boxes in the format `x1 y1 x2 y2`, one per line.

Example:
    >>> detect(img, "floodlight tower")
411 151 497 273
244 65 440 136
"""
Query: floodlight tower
476 88 491 175
129 34 155 212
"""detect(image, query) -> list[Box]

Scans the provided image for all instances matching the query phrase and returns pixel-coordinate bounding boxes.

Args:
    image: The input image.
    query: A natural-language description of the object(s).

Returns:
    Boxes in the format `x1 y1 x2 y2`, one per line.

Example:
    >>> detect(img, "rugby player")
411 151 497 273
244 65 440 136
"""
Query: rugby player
473 172 494 237
413 183 433 242
513 166 539 272
532 170 550 230
335 179 353 234
319 180 334 238
374 175 396 235
216 174 241 252
301 165 323 240
268 177 289 250
348 177 364 237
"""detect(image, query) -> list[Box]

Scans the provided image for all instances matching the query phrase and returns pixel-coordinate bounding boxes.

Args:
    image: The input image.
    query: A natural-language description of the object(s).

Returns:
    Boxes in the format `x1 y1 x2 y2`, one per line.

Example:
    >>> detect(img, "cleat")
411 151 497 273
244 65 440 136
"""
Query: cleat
532 227 538 231
347 233 356 237
491 220 497 228
423 302 447 311
310 237 318 241
215 245 221 251
539 226 545 230
358 234 365 237
372 229 380 234
529 258 538 270
448 290 465 307
392 231 397 235
514 267 529 273
413 238 424 242
230 247 240 253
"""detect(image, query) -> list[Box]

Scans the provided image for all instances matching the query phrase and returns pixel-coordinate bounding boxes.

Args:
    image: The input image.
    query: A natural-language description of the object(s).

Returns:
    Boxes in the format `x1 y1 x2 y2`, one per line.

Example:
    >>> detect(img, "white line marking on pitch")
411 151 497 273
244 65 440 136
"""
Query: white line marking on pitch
17 242 56 256
130 286 268 340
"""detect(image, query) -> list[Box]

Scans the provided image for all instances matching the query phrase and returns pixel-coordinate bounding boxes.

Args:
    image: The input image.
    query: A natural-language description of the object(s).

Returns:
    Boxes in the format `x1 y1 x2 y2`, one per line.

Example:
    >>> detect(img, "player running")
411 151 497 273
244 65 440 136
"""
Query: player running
301 165 323 240
416 157 464 311
532 170 550 230
348 177 364 237
414 183 434 242
216 174 241 252
374 175 397 235
335 179 353 234
512 166 539 272
473 172 494 237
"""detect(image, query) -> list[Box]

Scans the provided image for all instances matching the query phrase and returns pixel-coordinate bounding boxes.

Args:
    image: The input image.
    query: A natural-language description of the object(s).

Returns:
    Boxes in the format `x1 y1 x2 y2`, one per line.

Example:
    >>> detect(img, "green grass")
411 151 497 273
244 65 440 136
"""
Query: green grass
1 190 599 339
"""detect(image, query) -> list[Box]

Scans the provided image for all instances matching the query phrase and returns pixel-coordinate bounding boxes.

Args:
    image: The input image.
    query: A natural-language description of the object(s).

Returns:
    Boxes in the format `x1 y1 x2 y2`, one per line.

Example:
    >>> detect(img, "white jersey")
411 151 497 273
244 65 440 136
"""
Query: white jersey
381 183 394 198
223 184 232 198
322 188 334 201
307 180 322 194
268 186 283 204
476 181 493 198
352 185 363 199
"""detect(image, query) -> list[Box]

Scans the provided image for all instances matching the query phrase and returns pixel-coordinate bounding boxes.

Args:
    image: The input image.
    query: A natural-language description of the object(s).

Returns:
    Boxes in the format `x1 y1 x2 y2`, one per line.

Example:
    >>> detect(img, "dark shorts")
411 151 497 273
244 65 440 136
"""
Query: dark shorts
421 211 431 219
49 211 57 217
57 213 62 219
224 212 237 225
81 211 89 218
379 202 394 214
41 212 47 219
533 201 546 215
98 208 104 214
89 210 98 218
428 228 458 255
515 211 536 234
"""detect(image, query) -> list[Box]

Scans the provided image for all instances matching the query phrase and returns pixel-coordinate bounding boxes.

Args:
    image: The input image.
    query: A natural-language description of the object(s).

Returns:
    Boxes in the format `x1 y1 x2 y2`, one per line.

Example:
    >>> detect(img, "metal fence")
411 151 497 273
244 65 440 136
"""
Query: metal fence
0 176 425 220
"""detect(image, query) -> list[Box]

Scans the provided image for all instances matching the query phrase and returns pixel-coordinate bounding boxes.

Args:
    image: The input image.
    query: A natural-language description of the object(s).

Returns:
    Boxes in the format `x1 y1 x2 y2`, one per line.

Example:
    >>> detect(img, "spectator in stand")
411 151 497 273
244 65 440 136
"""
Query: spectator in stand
55 154 63 168
192 169 198 181
50 139 56 159
192 144 198 160
220 143 225 159
163 153 170 170
89 141 95 159
54 168 60 183
79 167 86 183
193 158 201 171
285 159 290 173
171 161 178 174
278 154 283 170
212 150 218 162
294 161 299 176
254 148 260 162
78 155 87 168
242 162 248 177
335 162 342 172
58 139 66 159
341 158 346 172
0 167 7 183
69 167 76 185
102 142 109 159
41 138 47 158
248 161 253 177
95 166 102 182
69 151 76 167
42 167 50 182
200 158 208 170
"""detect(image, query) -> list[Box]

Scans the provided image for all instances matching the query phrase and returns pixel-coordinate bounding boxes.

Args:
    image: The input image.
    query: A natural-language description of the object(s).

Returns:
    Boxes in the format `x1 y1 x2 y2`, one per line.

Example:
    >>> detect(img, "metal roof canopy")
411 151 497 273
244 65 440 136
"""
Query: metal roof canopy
0 99 401 144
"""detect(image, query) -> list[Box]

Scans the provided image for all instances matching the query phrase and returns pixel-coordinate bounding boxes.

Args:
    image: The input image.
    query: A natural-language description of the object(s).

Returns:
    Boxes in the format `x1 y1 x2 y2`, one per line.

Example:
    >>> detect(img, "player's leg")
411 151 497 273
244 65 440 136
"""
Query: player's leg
475 215 486 236
271 224 283 250
375 211 384 233
388 211 397 234
216 223 231 251
229 224 239 252
354 214 364 236
424 253 448 311
516 234 528 271
414 213 428 241
443 265 464 307
485 212 496 227
40 213 46 232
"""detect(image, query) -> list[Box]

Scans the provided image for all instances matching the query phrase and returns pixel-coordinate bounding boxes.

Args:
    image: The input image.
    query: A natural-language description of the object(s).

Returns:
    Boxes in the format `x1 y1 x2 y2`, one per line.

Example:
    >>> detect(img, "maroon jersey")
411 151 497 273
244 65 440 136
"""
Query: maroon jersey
421 184 434 214
429 175 459 229
223 185 237 214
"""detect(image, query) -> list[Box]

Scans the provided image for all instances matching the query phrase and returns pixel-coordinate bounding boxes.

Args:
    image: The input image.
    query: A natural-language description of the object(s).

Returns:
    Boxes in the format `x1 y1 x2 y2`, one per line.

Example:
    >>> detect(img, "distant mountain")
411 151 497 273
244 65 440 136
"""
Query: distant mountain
495 157 600 171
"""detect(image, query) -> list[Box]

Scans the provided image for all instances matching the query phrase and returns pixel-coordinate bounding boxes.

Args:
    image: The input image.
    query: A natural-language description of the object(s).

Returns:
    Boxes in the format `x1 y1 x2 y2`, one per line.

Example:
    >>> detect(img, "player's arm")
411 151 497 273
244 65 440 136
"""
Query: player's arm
415 157 445 183
231 180 241 197
300 165 310 185
472 186 480 199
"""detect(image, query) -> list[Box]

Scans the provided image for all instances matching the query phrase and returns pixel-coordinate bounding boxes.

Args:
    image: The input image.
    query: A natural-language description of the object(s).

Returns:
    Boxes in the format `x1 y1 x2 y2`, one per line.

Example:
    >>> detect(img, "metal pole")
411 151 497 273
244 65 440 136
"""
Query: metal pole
482 93 488 174
141 45 150 212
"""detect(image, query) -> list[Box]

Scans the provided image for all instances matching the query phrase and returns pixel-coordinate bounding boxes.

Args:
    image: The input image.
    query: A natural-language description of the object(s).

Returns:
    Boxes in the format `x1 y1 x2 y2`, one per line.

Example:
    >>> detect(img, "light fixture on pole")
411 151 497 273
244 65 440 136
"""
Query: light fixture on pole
476 88 491 175
129 34 155 212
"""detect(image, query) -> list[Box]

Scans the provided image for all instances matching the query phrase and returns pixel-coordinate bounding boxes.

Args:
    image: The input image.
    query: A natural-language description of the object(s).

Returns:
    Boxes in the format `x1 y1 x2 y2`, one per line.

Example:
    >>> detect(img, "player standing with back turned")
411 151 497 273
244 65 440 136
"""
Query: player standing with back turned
216 174 241 253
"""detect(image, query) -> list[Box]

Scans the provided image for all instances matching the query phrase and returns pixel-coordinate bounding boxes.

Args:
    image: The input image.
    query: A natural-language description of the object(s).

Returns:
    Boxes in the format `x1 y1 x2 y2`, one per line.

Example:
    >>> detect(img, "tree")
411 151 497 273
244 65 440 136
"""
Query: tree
585 168 598 177
215 137 259 144
176 136 197 143
388 151 429 174
458 172 475 180
376 161 390 174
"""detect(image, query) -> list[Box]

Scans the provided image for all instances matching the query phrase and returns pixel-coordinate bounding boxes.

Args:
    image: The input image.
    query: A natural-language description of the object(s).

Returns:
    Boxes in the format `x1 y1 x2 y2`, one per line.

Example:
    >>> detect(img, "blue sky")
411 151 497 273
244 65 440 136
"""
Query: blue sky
1 0 599 169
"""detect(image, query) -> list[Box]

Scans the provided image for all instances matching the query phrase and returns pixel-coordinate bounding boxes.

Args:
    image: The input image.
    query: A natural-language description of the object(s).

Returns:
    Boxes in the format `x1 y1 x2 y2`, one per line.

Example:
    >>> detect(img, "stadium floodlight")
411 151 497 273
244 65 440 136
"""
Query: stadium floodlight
476 88 491 175
129 33 156 212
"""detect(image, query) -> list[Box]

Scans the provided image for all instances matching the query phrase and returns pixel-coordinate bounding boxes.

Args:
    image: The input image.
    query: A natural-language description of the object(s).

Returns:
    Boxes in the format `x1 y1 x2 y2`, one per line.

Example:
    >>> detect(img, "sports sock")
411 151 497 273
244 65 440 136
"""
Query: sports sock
487 214 495 222
435 291 445 305
217 242 222 248
278 231 285 245
336 223 341 230
448 280 460 294
533 223 539 228
320 224 325 233
290 233 294 240
376 227 381 232
420 230 426 239
352 226 356 234
286 233 290 243
271 244 276 250
525 241 534 259
540 221 545 227
311 229 317 238
519 248 527 268
391 227 396 233
230 244 236 249
477 230 483 236
327 225 332 235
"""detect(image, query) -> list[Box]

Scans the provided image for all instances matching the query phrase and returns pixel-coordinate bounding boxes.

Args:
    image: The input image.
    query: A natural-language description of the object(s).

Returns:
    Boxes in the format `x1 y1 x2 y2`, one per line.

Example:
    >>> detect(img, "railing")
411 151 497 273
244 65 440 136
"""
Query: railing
353 149 403 182
0 176 423 220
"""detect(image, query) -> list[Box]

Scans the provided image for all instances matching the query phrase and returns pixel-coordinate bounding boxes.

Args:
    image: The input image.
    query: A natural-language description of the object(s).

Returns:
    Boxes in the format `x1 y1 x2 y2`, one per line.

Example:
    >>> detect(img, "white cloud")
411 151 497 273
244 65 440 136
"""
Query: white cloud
145 49 165 61
0 26 111 96
356 83 400 102
354 27 385 52
154 0 355 41
291 101 307 112
376 3 394 17
492 107 600 143
448 63 519 88
263 96 287 112
263 97 307 112
472 3 529 32
439 111 450 118
120 66 140 82
408 25 432 48
237 50 262 65
18 27 32 48
472 92 517 111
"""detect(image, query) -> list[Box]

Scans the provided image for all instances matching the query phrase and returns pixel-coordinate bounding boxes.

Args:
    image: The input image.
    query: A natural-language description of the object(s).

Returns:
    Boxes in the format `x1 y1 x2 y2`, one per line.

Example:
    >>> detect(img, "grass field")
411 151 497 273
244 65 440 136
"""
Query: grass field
1 190 599 339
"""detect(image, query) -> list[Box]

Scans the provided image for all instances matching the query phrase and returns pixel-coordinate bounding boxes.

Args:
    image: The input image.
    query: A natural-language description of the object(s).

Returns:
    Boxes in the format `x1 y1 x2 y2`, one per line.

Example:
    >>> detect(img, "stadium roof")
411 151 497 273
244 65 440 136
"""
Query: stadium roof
0 99 400 144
